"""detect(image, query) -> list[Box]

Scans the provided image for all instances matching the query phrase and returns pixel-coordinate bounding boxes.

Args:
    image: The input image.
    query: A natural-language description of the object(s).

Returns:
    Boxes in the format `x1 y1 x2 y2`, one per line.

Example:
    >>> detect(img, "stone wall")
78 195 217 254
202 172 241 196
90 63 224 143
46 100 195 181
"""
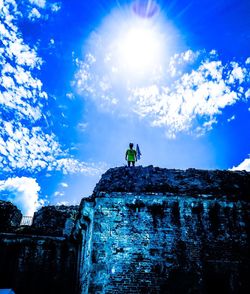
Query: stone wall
77 166 250 294
1 166 250 294
33 205 79 236
84 192 250 293
0 201 22 229
94 166 250 198
0 202 81 294
0 233 79 294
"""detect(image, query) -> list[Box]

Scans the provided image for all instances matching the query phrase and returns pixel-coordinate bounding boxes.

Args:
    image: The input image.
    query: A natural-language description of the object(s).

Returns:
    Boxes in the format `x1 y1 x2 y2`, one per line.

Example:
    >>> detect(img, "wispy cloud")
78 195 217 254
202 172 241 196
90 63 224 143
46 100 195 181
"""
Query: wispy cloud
56 201 69 206
130 54 249 137
54 191 64 197
50 2 61 12
60 182 68 188
28 0 46 9
0 122 60 172
25 0 61 20
77 122 88 132
227 115 236 122
0 177 43 215
28 7 41 20
0 0 104 176
53 159 106 175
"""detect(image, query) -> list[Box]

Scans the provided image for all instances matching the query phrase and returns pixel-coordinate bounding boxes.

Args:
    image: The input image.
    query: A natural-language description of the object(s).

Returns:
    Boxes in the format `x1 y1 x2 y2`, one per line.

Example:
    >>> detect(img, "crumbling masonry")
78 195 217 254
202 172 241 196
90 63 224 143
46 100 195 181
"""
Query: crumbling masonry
1 166 250 293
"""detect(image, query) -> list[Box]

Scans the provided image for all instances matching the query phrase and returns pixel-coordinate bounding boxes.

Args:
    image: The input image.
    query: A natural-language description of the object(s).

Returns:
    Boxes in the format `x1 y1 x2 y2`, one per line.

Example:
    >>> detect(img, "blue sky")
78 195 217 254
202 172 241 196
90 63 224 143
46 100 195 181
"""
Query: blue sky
0 0 250 215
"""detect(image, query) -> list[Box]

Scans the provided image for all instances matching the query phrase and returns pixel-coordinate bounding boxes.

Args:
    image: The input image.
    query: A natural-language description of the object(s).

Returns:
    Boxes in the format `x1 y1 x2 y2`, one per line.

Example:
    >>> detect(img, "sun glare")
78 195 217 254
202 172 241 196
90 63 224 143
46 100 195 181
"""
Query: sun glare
85 2 178 82
117 24 162 73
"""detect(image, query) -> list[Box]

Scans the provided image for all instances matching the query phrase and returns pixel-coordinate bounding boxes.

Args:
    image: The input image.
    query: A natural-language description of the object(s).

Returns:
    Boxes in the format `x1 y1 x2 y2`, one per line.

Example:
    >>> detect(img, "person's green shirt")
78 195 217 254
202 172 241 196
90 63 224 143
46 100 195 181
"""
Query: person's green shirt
126 149 137 161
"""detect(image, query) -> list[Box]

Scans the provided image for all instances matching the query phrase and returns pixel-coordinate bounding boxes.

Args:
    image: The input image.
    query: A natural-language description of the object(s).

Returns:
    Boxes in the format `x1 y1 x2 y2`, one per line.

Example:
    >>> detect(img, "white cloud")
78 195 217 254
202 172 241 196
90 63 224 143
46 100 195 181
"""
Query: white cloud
168 49 201 77
60 182 68 188
0 121 61 172
53 159 105 175
0 0 104 176
227 115 235 122
28 7 41 20
231 157 250 171
56 201 69 206
130 58 245 137
78 122 88 132
227 62 246 84
0 1 46 122
74 46 250 137
0 119 104 174
0 177 42 215
66 92 75 100
54 191 64 197
29 0 46 9
51 2 61 12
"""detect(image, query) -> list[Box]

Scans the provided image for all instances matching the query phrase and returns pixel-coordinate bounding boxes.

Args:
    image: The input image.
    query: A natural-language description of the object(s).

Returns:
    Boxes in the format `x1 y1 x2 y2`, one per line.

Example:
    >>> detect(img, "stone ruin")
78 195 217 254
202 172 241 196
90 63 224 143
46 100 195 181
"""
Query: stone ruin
0 166 250 293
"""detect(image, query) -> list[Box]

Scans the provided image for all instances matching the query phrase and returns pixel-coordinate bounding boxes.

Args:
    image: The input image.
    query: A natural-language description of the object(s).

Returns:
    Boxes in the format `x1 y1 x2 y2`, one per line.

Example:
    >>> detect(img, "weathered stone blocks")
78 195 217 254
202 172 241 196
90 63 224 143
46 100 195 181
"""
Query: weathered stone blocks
80 166 250 293
0 202 81 293
0 200 22 229
94 166 250 199
84 192 250 293
1 166 250 293
33 204 79 236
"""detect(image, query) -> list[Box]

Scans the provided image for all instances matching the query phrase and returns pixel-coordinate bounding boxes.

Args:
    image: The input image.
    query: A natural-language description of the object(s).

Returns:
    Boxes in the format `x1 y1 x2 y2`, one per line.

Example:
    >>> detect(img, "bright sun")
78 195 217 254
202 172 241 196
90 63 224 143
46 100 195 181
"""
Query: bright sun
85 3 174 82
117 24 162 73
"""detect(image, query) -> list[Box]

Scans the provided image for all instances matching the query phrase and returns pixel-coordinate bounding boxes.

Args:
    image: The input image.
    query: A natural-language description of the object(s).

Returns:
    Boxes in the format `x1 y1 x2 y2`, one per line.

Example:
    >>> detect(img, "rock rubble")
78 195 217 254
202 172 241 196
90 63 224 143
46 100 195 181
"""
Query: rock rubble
94 166 250 199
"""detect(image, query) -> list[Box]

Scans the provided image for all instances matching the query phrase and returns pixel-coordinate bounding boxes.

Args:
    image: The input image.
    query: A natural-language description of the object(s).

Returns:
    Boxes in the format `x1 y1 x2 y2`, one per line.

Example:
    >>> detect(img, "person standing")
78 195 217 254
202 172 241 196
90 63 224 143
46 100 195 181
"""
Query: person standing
125 143 137 167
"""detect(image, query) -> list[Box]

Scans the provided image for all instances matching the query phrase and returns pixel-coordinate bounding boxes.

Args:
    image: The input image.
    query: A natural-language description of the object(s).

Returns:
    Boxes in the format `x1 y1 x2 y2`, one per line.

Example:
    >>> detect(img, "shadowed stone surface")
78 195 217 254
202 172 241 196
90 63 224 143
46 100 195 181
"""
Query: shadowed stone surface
32 205 79 236
81 192 250 293
0 201 22 229
0 234 79 294
0 202 81 294
94 166 250 199
1 166 250 294
79 166 250 293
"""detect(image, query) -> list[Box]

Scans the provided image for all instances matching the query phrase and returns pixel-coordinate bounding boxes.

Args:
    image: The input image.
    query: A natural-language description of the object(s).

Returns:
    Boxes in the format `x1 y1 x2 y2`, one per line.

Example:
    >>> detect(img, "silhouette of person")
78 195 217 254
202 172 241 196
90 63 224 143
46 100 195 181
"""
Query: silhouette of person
125 143 137 167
